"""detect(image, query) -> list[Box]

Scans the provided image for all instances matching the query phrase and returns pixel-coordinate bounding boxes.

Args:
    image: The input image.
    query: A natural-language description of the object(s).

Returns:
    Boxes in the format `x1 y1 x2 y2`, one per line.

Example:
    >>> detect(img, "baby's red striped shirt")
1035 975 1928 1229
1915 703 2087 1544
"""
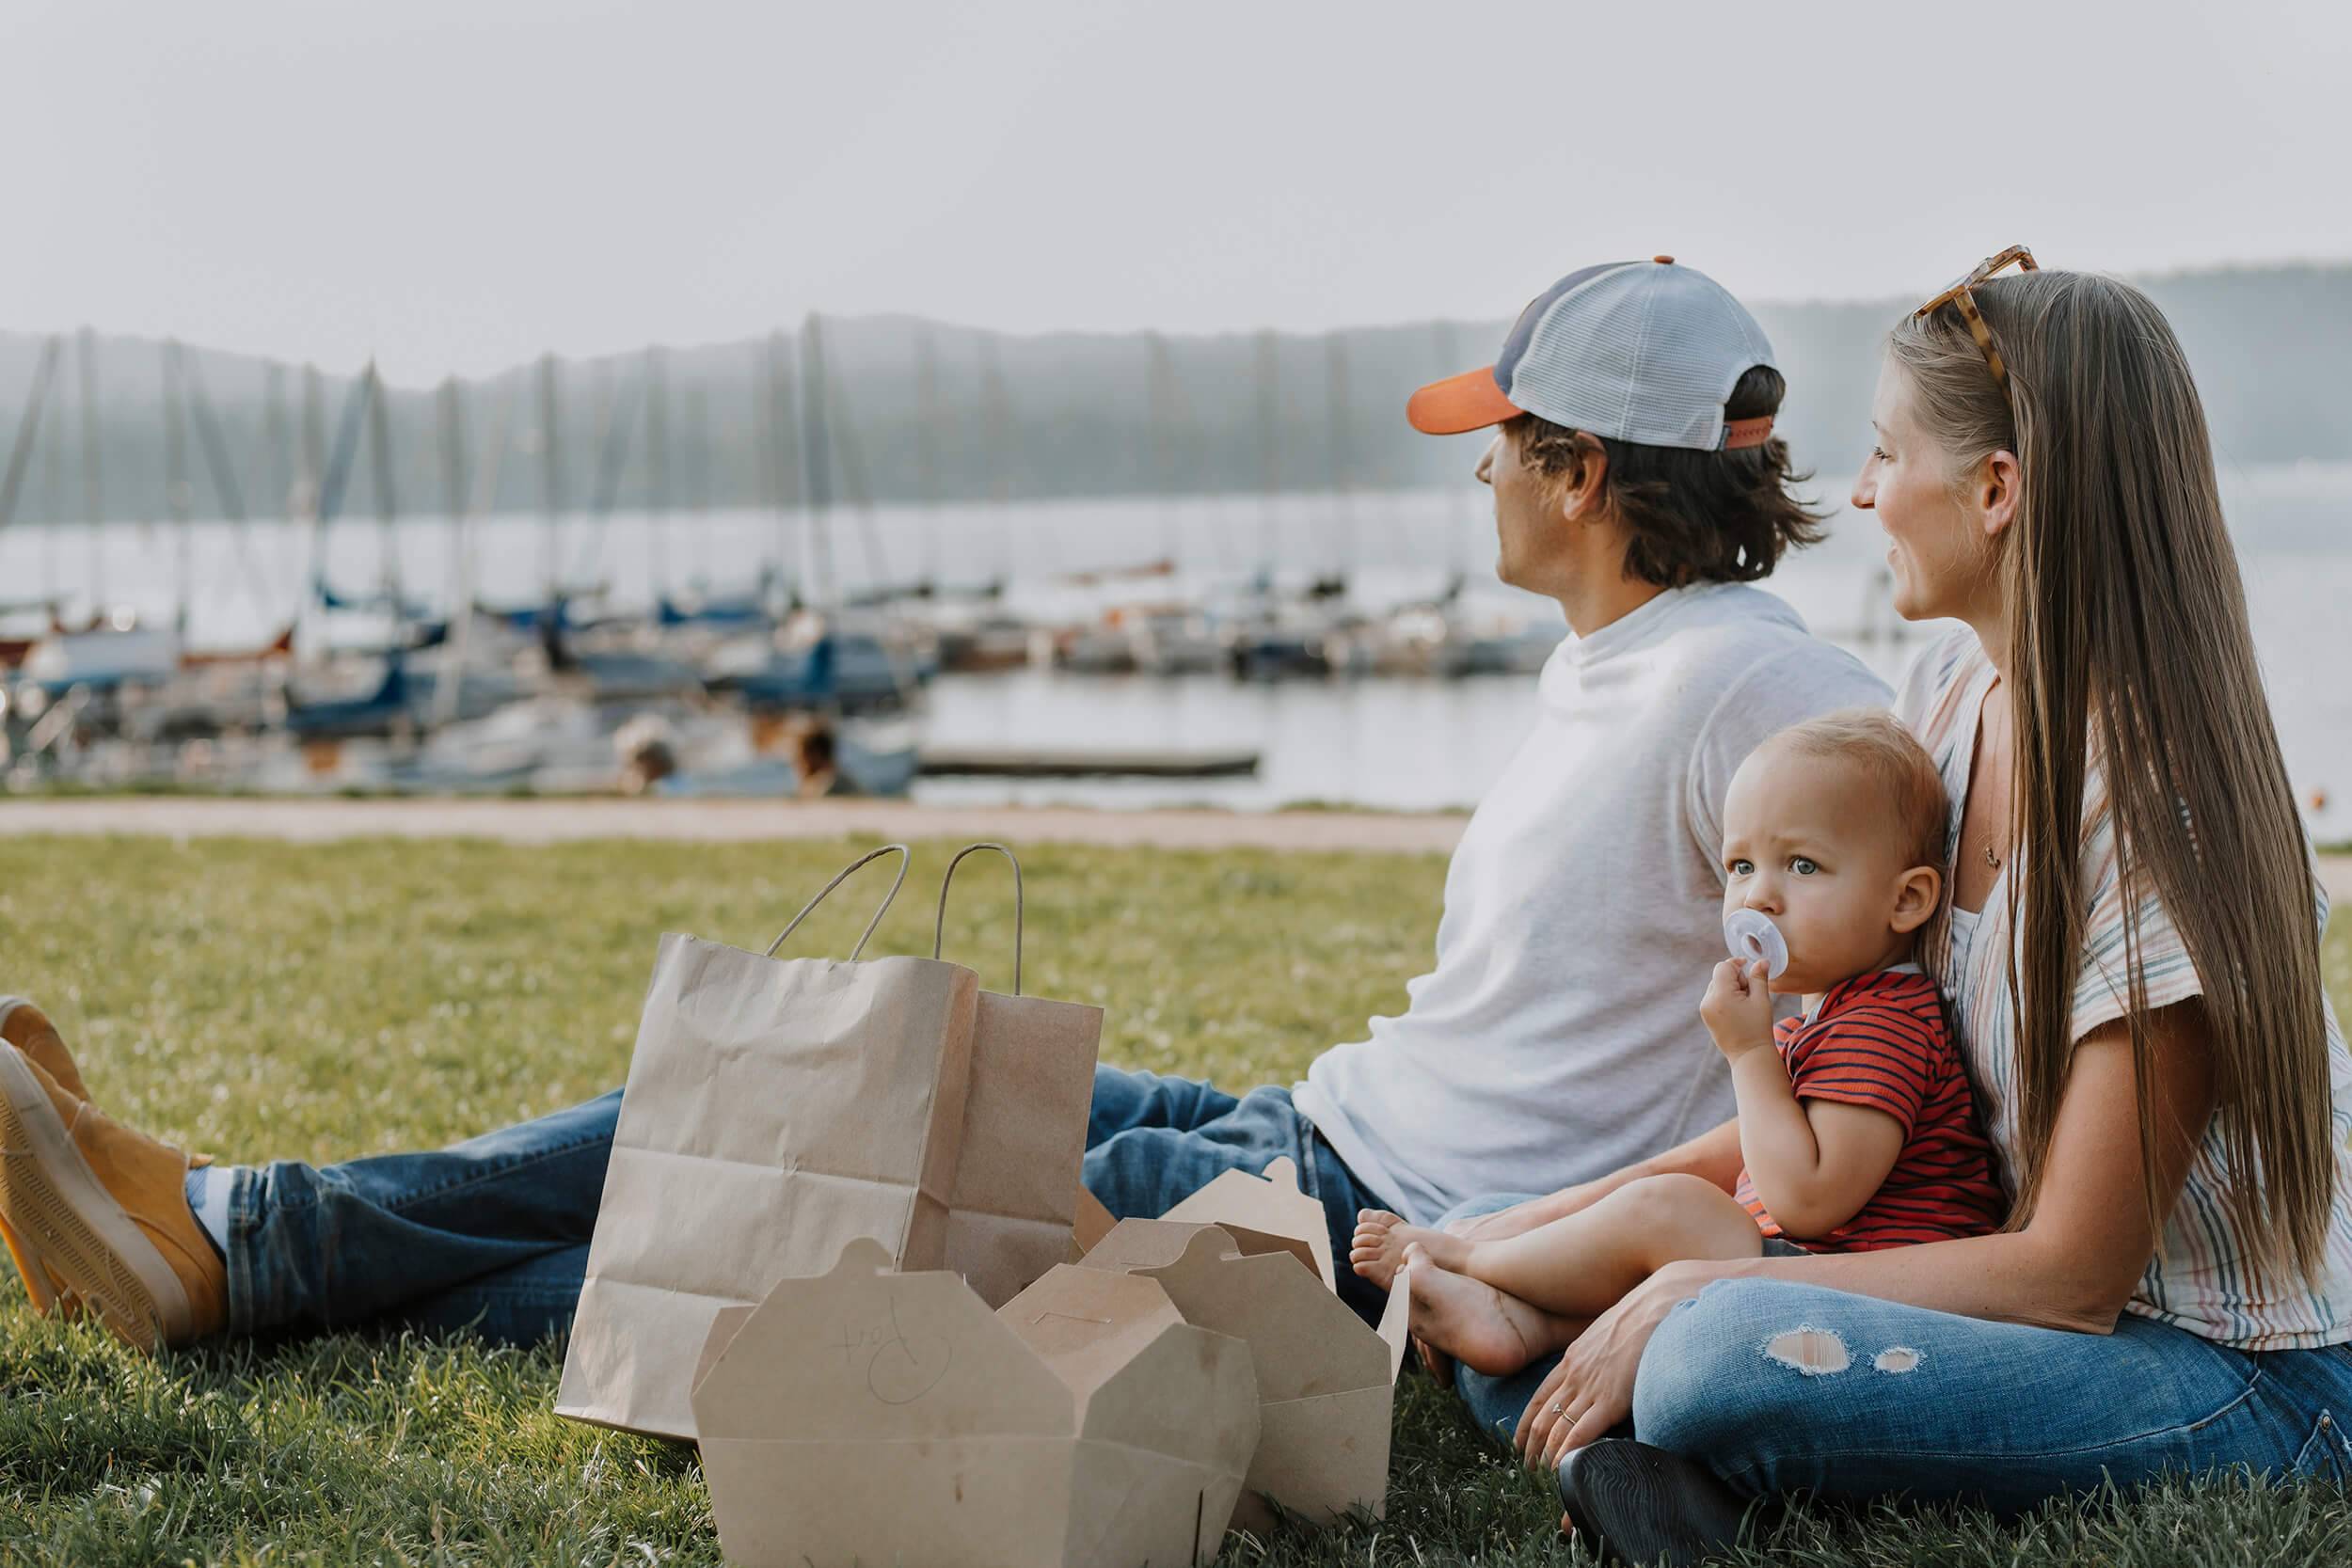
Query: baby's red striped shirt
1734 969 2007 1251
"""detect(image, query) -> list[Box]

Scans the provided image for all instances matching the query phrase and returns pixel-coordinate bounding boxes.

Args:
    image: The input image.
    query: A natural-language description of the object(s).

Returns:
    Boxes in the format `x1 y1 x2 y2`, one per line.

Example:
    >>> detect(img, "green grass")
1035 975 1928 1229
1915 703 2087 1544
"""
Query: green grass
0 833 2348 1567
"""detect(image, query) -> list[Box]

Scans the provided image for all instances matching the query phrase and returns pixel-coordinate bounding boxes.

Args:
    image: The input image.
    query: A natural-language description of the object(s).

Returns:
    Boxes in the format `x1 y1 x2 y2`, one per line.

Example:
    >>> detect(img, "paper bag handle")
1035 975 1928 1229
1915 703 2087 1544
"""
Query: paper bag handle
932 842 1024 995
765 844 911 960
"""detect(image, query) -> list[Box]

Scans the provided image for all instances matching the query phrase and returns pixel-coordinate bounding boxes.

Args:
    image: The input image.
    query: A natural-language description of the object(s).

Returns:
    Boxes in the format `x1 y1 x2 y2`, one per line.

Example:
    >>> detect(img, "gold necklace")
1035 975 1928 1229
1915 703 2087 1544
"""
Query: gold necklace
1978 681 2010 874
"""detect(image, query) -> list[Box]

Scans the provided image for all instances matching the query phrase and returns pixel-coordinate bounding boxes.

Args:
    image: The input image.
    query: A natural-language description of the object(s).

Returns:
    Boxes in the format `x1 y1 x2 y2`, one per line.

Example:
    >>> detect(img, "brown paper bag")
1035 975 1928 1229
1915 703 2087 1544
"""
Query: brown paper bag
556 845 982 1440
933 844 1105 1307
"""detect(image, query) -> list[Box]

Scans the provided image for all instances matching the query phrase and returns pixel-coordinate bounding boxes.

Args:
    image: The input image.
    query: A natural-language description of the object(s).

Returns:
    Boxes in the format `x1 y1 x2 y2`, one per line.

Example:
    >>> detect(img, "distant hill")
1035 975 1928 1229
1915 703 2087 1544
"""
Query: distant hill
3 261 2347 527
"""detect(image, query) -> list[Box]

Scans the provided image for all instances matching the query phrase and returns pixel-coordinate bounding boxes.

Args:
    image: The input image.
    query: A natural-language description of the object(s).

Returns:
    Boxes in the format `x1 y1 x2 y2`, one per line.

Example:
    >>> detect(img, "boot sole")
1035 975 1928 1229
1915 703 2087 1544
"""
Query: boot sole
1558 1438 1760 1567
0 1001 72 1312
0 1047 191 1351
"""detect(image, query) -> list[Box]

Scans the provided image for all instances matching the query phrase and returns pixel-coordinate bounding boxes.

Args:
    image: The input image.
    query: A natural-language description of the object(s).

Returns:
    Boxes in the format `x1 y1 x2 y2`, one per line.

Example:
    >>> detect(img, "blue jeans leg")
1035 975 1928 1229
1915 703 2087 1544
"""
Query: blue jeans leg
222 1067 1404 1346
223 1091 619 1337
1633 1276 2352 1512
1084 1069 1396 1325
1430 1193 1570 1447
1086 1064 1242 1146
396 1243 592 1345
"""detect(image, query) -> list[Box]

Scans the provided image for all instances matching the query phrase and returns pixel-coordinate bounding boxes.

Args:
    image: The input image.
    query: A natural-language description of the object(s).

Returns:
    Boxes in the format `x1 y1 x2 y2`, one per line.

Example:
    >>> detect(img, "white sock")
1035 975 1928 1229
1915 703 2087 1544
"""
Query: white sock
185 1165 230 1259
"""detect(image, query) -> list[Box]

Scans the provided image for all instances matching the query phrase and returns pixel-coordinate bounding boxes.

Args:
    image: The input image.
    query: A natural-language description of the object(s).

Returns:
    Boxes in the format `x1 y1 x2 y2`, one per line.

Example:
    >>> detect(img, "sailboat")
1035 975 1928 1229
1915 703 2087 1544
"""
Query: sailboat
3 341 173 705
919 331 1036 673
1218 330 1372 681
720 316 928 719
285 364 449 742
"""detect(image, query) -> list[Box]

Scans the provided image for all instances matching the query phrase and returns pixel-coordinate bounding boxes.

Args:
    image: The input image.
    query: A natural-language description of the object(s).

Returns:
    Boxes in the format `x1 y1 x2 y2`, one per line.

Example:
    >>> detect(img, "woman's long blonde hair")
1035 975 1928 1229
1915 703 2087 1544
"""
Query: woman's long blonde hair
1891 269 2332 1285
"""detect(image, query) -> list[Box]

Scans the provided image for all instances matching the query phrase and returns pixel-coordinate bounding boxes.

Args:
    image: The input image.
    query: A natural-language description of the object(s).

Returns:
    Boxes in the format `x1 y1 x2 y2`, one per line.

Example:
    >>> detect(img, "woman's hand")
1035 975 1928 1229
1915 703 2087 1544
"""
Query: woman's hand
1514 1260 1711 1471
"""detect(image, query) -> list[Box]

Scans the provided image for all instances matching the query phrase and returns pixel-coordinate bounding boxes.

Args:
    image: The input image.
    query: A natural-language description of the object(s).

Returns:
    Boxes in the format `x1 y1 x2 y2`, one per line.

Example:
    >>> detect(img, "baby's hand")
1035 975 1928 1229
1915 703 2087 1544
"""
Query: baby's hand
1701 958 1776 1058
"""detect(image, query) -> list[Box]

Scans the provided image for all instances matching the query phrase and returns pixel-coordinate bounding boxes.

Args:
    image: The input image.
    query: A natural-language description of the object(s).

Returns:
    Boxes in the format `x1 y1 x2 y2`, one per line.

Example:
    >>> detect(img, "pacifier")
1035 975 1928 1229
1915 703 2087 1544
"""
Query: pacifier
1723 909 1789 980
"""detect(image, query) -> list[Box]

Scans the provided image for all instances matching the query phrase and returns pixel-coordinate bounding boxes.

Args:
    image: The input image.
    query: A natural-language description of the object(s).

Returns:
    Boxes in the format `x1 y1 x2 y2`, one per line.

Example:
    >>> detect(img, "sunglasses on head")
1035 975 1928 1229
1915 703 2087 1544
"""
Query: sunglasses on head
1915 245 2038 388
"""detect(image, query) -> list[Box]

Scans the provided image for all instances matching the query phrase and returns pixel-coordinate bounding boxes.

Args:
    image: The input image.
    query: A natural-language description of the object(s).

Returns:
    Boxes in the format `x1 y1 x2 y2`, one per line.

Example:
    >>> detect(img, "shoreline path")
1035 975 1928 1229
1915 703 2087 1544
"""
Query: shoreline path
3 798 2346 903
0 797 1469 855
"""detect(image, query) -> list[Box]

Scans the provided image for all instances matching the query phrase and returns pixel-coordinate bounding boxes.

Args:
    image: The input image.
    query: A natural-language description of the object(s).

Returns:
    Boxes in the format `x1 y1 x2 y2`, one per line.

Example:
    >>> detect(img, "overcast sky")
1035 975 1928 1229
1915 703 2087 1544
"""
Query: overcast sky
5 0 2347 382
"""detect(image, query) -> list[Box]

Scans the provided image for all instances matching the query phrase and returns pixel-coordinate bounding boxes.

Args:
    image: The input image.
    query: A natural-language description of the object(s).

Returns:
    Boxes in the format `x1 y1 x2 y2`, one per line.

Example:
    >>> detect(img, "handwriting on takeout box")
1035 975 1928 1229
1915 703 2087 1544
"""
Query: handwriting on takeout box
834 1304 953 1404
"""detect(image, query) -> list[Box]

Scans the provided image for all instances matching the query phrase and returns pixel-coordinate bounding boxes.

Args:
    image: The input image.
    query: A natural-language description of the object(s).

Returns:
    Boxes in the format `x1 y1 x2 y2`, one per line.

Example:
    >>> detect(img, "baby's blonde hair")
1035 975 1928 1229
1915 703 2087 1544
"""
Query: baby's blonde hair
1763 709 1947 872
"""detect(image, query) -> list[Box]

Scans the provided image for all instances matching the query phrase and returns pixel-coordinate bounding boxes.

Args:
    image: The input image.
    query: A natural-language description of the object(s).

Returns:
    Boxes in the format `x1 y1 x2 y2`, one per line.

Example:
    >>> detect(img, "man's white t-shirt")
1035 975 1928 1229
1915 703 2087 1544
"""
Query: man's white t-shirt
1293 582 1893 1225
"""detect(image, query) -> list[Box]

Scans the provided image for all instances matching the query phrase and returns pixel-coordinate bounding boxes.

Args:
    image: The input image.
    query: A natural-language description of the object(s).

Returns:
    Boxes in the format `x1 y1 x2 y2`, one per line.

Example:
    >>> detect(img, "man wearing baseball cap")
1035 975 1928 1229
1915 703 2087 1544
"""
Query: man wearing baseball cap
1282 256 1891 1440
0 262 1885 1455
1104 259 1888 1316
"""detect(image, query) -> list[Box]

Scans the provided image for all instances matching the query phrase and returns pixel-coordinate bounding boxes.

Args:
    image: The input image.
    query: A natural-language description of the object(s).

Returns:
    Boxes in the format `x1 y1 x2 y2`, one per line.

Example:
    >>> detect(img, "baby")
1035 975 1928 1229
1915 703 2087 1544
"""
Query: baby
1351 709 2005 1376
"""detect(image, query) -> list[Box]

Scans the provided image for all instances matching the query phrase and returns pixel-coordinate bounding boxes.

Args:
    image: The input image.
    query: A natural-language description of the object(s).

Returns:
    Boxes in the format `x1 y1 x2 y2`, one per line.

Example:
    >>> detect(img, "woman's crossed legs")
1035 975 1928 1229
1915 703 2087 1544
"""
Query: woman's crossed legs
1633 1275 2352 1511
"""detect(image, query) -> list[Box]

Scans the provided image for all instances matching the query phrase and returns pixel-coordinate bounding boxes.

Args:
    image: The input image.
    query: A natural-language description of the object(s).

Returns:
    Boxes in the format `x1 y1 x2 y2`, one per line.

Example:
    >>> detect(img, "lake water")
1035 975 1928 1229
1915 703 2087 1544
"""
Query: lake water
2 464 2347 836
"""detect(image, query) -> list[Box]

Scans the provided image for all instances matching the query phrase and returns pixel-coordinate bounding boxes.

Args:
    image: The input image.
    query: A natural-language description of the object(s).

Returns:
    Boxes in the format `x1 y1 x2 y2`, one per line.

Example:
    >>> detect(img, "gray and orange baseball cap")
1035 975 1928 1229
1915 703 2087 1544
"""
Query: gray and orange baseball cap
1408 257 1779 451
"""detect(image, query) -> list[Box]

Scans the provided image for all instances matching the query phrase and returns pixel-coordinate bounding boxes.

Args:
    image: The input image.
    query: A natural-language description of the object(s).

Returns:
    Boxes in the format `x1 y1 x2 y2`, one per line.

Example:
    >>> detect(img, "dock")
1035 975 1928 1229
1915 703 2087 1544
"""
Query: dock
917 745 1261 779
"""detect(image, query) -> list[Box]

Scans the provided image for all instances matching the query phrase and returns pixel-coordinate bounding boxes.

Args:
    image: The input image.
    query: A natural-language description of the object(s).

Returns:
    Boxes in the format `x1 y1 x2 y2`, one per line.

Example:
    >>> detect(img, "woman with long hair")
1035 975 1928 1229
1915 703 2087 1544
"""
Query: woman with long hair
1491 251 2352 1562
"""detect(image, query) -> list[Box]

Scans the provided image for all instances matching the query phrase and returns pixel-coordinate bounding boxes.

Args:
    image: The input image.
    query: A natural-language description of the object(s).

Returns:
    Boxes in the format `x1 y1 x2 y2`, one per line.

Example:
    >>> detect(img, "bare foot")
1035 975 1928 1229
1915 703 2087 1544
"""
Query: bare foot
1401 1243 1553 1377
1349 1209 1470 1290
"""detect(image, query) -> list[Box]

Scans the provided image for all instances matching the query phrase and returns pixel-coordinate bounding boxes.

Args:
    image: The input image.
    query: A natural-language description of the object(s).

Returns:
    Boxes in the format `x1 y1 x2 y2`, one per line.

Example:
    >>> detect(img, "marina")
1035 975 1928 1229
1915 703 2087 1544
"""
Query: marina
2 333 2347 833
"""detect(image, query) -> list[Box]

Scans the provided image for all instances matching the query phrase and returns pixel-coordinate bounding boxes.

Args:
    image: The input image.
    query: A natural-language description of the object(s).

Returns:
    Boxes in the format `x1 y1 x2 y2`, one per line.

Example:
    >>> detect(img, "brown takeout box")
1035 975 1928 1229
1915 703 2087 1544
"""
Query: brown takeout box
691 1237 1262 1568
1083 1158 1411 1530
1160 1154 1340 1291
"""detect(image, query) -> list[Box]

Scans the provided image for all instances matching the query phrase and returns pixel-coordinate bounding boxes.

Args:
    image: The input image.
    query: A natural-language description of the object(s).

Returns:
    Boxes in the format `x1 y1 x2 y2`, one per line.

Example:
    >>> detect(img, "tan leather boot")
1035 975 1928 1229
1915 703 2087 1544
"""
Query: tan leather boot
0 998 94 1314
0 997 89 1101
0 1043 227 1350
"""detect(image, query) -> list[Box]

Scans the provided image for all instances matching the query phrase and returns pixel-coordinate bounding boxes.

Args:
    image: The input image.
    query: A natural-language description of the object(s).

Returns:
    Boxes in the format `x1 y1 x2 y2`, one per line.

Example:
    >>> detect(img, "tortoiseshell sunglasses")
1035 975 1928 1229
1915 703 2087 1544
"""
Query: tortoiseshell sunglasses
1914 245 2038 388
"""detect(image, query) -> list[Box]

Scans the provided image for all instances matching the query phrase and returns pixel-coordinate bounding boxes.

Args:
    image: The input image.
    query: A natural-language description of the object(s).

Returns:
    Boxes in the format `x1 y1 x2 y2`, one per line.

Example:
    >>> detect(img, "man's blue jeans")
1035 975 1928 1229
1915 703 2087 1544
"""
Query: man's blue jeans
218 1065 1399 1342
1434 1194 2352 1511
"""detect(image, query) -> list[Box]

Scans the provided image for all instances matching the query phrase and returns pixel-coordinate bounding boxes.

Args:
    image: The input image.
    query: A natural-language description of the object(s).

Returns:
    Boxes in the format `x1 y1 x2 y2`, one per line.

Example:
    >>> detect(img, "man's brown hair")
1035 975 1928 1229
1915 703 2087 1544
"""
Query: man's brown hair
1509 365 1827 587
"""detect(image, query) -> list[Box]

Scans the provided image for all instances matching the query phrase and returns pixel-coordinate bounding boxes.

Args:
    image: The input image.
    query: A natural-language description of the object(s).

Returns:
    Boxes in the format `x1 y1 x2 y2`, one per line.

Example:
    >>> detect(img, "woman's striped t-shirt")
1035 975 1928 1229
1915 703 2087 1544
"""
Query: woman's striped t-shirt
1897 628 2352 1350
1734 968 2006 1250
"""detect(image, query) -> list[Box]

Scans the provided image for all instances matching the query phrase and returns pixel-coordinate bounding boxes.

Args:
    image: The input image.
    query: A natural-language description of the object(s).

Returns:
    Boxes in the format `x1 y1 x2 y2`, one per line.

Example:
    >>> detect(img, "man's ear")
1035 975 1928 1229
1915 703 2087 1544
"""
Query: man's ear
1890 863 1943 935
1979 450 2021 541
1559 432 1611 522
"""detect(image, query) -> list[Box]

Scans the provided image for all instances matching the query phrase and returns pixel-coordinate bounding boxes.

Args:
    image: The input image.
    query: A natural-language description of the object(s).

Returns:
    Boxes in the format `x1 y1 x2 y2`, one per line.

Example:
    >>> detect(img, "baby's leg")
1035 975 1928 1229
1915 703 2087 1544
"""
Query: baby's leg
1453 1174 1764 1318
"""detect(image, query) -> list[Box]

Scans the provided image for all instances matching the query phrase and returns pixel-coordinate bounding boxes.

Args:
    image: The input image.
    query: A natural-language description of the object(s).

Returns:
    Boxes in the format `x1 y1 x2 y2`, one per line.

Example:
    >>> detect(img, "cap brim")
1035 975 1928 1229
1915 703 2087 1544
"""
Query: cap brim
1406 365 1522 435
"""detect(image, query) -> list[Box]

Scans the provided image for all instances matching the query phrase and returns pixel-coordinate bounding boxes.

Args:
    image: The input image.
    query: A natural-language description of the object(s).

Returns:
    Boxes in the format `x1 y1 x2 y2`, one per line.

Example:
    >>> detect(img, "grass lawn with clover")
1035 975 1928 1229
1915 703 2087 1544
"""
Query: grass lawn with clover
2 832 2349 1567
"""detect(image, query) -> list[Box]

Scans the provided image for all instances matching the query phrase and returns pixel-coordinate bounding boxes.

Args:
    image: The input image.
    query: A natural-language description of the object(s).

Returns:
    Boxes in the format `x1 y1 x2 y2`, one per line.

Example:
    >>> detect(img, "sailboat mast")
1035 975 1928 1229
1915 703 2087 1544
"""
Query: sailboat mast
1325 332 1351 592
38 344 64 600
797 313 836 607
978 335 1013 589
763 331 797 613
162 341 194 641
252 363 282 517
914 326 941 591
683 379 710 587
181 349 264 627
433 377 516 731
75 329 103 617
1254 329 1280 582
1434 322 1469 590
1147 332 1178 570
365 362 400 610
299 365 325 507
437 376 467 594
645 346 669 600
0 338 61 627
294 365 326 642
537 353 564 600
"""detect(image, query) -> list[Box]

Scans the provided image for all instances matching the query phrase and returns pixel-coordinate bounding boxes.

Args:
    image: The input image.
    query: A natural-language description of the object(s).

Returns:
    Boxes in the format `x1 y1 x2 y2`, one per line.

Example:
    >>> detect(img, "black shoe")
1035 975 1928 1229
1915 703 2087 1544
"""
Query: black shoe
1556 1438 1762 1565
